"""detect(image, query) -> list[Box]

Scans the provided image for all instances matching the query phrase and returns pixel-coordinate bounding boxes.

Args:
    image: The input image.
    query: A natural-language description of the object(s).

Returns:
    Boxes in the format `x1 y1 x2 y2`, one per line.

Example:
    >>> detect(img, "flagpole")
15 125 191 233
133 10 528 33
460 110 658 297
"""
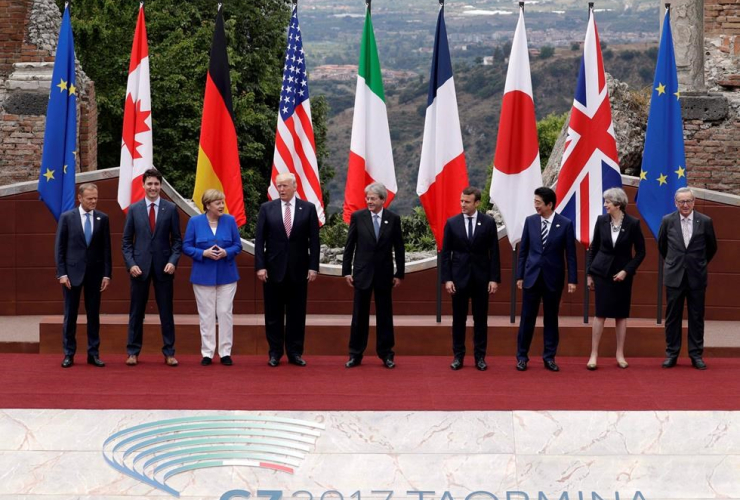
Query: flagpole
436 252 442 323
583 247 589 323
655 3 670 326
510 246 517 323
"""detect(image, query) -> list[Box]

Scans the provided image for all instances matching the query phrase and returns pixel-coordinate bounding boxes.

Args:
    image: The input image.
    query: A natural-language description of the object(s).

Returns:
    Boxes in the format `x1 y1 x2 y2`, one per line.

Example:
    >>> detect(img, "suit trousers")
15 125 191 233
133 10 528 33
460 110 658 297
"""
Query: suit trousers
451 281 489 360
517 274 562 362
665 273 706 359
193 282 237 358
61 273 102 357
263 274 308 359
349 284 395 360
127 272 176 356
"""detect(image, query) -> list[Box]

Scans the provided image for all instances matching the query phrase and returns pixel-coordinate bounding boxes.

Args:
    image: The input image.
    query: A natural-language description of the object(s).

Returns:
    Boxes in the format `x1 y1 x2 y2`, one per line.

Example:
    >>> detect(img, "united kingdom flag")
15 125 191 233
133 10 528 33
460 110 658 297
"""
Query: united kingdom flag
555 8 621 248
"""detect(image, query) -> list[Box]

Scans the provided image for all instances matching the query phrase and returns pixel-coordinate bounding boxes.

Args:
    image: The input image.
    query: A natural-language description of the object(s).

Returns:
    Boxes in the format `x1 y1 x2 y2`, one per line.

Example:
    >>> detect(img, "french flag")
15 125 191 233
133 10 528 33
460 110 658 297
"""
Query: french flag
417 5 469 251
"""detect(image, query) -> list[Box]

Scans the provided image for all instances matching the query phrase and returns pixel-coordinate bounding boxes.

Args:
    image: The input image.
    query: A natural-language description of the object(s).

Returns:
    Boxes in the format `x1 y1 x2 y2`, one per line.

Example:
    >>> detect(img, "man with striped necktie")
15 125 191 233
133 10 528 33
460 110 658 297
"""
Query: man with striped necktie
515 187 578 372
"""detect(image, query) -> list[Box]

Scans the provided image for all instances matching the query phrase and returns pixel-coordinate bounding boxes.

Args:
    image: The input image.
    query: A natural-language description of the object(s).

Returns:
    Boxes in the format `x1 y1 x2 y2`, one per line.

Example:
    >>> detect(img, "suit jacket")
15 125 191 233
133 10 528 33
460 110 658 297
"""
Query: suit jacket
254 198 320 283
440 212 501 288
517 212 578 291
342 208 405 290
55 208 112 287
121 198 182 280
658 210 718 289
586 213 646 279
182 213 242 286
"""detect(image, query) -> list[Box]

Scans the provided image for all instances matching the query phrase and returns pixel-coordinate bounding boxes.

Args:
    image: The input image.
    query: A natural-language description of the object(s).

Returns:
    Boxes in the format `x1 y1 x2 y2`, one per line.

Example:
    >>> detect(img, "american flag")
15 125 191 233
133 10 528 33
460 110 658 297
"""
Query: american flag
269 6 325 225
555 8 621 248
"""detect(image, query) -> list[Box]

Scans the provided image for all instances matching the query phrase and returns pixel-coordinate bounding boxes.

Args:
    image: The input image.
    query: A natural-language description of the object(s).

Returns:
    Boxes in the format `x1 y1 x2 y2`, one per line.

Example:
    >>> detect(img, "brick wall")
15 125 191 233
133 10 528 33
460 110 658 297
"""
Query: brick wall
0 1 29 79
706 0 740 36
684 112 740 194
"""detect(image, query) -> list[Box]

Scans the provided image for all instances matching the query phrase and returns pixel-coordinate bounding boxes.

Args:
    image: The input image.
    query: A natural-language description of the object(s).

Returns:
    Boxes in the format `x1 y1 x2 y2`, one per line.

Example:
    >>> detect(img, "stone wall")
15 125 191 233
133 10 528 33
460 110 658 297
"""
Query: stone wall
705 0 740 36
0 0 97 187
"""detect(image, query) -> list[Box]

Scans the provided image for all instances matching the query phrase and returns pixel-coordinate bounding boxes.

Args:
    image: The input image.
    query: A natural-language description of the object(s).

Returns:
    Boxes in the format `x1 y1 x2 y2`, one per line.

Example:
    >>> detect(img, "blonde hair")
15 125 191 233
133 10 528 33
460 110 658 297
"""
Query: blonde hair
201 189 225 211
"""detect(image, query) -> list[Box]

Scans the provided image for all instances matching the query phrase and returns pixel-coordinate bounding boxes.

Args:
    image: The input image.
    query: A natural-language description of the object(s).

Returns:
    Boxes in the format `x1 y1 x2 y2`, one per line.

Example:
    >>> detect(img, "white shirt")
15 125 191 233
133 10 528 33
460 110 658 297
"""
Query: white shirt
371 208 383 221
78 205 94 233
146 197 160 223
282 196 296 226
464 211 478 238
681 211 694 243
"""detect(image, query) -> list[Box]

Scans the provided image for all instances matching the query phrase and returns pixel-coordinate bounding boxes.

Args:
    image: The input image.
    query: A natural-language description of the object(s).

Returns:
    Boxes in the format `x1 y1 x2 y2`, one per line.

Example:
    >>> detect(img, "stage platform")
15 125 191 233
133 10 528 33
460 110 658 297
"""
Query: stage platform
0 314 738 358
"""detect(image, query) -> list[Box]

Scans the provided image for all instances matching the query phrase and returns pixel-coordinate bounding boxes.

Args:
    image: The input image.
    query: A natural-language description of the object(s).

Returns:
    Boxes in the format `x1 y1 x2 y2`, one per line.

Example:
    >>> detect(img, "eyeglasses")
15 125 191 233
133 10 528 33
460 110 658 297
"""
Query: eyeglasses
676 200 695 205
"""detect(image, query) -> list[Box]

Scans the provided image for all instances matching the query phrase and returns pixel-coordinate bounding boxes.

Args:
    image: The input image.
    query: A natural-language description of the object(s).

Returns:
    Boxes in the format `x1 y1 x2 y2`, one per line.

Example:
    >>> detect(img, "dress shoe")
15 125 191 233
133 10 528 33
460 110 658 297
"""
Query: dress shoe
662 357 678 368
345 357 362 368
586 363 597 371
87 355 105 367
475 358 488 371
288 356 307 367
165 356 179 367
544 360 560 372
268 357 280 367
384 357 395 369
516 360 527 371
61 355 74 368
691 358 707 370
201 356 212 366
125 355 138 366
450 358 463 370
220 355 233 366
617 360 629 369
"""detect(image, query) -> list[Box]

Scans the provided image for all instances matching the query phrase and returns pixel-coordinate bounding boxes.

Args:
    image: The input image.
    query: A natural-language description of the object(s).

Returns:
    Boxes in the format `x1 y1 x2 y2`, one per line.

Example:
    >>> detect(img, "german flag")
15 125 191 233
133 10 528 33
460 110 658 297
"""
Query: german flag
193 7 246 226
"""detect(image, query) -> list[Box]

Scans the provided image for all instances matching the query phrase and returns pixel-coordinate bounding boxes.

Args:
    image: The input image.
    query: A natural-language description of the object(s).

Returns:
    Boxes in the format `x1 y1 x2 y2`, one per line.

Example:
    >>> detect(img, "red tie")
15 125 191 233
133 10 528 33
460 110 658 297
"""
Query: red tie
284 202 292 238
149 203 156 233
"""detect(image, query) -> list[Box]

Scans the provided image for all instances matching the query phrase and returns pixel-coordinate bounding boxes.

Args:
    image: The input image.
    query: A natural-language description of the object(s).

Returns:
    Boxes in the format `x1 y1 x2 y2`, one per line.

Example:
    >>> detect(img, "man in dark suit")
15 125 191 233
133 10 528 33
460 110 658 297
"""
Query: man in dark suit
658 187 718 370
440 186 501 371
255 172 320 367
55 183 112 368
516 186 577 372
122 168 182 366
342 182 405 369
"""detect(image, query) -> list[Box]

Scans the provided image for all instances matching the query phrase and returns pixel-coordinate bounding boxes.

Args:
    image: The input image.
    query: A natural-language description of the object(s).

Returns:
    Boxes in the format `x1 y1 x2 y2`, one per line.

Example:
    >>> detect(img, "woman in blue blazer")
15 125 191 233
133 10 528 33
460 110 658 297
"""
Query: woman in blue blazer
183 189 242 366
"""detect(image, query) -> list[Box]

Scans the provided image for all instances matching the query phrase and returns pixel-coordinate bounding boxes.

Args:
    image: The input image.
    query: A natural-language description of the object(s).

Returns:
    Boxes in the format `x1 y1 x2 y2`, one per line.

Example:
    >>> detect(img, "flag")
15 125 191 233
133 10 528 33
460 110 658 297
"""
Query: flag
490 7 542 249
193 7 246 226
118 2 153 212
636 9 687 239
343 7 396 223
555 8 621 248
37 5 77 221
416 6 469 251
269 5 325 225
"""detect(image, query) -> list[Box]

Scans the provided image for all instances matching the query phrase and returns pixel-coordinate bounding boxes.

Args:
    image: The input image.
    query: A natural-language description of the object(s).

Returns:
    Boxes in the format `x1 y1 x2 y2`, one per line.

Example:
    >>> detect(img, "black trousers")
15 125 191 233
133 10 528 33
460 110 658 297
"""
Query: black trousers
263 274 308 360
517 274 562 362
451 281 489 360
127 273 176 356
665 274 706 359
62 273 102 357
349 284 395 360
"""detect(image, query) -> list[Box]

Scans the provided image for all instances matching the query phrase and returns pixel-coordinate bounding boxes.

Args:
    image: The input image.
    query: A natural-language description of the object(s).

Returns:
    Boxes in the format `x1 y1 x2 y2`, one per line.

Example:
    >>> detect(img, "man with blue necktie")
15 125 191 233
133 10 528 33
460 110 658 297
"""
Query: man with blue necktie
55 183 112 368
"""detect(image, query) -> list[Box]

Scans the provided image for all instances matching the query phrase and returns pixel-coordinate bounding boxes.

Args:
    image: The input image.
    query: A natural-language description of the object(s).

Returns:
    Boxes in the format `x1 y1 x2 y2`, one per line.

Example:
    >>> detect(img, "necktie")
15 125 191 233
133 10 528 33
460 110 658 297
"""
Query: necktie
682 218 691 247
541 219 549 247
149 203 156 233
467 216 474 241
284 202 292 237
84 212 92 246
373 214 380 239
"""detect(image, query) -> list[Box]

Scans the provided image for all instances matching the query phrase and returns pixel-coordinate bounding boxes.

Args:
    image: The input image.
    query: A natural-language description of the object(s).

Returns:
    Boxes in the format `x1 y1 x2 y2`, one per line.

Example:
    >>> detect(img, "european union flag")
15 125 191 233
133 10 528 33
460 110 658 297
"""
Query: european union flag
636 9 687 239
37 5 77 221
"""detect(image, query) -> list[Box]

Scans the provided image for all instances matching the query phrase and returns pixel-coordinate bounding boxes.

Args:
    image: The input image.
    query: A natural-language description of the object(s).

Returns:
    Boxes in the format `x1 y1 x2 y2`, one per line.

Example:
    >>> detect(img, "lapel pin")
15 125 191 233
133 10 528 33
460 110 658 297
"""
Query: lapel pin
384 220 388 224
556 224 561 228
96 217 101 220
299 206 303 210
477 222 481 226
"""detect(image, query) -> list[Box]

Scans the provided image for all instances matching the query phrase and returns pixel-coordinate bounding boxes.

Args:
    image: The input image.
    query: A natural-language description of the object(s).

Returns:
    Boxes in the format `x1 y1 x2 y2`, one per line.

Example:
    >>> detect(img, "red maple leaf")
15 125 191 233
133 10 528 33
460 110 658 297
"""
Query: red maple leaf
122 93 151 160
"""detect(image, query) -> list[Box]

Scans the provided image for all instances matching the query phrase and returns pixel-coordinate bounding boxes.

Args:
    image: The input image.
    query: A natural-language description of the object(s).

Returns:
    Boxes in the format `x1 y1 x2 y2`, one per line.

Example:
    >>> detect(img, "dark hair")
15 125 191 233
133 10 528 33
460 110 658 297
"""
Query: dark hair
462 186 482 202
534 186 556 208
142 168 163 183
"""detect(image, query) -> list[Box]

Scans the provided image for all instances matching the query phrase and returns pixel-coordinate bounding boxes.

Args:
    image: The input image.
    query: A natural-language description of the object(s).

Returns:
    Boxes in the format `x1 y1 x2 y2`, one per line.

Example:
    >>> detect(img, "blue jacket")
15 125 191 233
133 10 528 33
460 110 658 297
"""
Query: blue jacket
183 213 242 286
517 212 578 292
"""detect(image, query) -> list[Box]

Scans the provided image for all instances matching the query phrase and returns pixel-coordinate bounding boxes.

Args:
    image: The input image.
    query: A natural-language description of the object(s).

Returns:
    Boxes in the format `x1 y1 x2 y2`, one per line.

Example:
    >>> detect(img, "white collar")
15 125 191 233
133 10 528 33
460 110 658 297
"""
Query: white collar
371 208 383 219
282 196 296 206
541 212 555 224
78 205 92 217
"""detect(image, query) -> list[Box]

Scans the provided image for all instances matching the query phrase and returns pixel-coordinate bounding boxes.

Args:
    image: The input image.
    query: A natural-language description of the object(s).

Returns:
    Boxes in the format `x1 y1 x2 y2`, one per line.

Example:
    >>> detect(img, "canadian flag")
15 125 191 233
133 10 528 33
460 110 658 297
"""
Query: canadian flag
118 3 153 212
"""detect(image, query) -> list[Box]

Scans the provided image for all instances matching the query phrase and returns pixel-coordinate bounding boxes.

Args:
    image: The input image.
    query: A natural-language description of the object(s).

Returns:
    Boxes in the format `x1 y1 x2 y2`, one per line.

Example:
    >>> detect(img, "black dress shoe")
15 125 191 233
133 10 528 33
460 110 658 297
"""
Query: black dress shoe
201 356 212 366
691 358 707 370
544 360 560 372
662 357 678 368
345 357 362 368
61 355 74 368
450 358 463 370
384 357 395 369
475 359 488 371
220 356 233 366
268 357 280 367
289 356 307 366
87 355 105 367
516 360 527 371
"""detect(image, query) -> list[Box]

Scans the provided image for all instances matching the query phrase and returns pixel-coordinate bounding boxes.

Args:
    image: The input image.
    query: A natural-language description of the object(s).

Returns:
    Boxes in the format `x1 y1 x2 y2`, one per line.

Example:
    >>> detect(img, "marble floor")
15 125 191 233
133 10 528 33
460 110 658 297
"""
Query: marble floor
1 410 739 500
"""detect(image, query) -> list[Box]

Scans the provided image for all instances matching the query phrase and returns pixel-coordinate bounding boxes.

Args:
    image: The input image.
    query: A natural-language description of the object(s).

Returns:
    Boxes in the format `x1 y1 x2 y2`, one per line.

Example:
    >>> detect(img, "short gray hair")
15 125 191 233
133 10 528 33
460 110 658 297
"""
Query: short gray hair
275 172 297 186
674 187 695 201
603 187 628 211
364 182 387 201
78 183 98 196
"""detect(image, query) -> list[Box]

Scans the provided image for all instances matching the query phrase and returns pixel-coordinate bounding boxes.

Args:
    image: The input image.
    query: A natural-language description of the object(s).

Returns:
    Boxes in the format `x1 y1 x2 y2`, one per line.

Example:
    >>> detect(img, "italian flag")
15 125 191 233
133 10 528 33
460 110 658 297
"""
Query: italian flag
343 8 396 223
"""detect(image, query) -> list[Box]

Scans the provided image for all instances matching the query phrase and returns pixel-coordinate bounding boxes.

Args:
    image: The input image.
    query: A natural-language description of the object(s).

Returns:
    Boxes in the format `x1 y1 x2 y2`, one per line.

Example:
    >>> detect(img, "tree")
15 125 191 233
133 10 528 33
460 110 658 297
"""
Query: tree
539 46 555 60
536 112 568 168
